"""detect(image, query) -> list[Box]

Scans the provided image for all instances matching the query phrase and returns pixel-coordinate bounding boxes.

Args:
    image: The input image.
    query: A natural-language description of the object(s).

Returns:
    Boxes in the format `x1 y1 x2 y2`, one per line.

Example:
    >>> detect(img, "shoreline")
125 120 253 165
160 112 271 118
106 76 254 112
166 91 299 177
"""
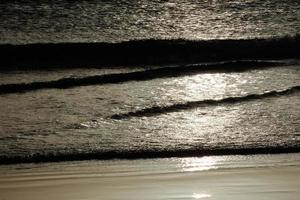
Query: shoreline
1 153 300 200
2 145 300 165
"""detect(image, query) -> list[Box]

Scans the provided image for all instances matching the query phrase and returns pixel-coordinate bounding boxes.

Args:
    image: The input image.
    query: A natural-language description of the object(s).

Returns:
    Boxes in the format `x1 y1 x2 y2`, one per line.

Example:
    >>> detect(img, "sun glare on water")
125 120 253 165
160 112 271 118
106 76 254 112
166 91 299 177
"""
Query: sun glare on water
192 193 212 199
180 156 220 172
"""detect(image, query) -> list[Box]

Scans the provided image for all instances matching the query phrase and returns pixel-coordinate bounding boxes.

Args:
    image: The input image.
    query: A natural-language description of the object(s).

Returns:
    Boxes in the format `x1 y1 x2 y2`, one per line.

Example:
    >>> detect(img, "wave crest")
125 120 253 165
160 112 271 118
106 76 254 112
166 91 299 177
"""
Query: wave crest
0 60 292 94
0 35 299 70
110 86 300 119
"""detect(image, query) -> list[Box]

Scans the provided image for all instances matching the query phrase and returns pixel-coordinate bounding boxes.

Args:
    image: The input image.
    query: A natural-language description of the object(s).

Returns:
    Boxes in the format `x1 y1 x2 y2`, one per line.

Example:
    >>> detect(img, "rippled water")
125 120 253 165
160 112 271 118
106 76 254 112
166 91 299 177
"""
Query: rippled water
0 0 299 44
0 0 299 163
0 63 299 160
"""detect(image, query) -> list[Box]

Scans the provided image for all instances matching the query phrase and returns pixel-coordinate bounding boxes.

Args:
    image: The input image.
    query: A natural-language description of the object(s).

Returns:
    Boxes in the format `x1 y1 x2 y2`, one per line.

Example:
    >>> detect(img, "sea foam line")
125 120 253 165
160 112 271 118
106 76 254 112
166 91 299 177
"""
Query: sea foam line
1 146 300 165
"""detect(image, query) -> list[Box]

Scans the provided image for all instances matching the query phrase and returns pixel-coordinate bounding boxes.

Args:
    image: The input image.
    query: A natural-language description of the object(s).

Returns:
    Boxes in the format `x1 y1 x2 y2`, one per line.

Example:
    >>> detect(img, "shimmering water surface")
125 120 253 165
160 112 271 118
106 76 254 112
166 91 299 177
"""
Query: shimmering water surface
0 63 299 159
0 0 299 44
0 0 300 162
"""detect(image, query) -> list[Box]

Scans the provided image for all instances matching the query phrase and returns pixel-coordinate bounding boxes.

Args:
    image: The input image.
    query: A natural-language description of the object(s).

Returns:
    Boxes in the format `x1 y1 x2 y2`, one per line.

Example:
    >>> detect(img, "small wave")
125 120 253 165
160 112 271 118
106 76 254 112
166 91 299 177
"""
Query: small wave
0 35 299 70
1 146 300 165
0 60 289 94
110 86 300 119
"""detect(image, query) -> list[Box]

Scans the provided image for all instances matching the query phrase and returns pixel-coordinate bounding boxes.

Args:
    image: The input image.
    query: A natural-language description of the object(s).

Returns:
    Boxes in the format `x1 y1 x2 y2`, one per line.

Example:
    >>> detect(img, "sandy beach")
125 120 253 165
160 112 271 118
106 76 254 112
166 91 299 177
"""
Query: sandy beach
1 153 299 200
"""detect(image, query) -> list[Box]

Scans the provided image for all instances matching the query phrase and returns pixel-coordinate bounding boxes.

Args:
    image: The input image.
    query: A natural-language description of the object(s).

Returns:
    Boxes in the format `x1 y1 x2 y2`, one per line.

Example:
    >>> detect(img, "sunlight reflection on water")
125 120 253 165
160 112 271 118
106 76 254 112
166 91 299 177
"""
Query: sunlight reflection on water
180 156 224 172
0 64 299 159
192 193 212 199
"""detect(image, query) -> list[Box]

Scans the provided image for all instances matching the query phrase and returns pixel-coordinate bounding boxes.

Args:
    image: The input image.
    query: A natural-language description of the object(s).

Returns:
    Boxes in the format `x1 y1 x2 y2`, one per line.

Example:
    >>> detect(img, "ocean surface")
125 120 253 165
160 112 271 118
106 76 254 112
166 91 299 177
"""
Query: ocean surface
0 0 300 164
0 0 299 44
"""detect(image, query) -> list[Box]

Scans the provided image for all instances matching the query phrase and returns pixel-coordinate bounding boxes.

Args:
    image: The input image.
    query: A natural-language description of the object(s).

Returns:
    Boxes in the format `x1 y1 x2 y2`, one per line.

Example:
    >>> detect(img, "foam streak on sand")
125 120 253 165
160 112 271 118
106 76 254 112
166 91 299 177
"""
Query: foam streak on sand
1 145 300 165
0 154 300 200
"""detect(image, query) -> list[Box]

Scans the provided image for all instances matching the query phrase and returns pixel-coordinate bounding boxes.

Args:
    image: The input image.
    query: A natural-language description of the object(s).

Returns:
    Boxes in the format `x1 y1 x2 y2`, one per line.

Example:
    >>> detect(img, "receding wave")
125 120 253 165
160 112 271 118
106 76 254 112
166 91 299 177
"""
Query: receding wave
0 35 299 70
111 86 300 119
1 146 300 165
0 60 291 94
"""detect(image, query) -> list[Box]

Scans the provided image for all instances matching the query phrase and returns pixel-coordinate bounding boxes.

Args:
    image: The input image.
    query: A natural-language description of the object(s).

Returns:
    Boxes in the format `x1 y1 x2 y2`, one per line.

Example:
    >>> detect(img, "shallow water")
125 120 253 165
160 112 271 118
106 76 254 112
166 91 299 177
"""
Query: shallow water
1 154 300 200
0 62 299 161
0 0 299 163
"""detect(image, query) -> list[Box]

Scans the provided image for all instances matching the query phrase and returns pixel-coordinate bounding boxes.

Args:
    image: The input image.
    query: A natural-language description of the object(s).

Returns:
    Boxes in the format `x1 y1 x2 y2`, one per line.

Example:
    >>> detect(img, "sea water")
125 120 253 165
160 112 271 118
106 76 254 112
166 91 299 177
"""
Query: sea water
0 0 299 44
0 63 299 162
0 0 299 164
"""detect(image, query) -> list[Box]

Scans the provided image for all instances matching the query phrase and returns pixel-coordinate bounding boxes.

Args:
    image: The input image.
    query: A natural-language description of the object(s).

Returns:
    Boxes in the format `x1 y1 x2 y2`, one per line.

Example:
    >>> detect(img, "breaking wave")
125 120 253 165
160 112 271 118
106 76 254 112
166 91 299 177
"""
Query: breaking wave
0 35 299 70
110 86 300 119
0 60 292 94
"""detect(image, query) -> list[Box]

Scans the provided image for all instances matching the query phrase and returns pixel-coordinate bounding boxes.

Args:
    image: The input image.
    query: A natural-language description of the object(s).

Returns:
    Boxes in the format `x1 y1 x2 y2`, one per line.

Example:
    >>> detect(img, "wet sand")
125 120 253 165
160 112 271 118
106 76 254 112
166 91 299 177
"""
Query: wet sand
0 153 300 200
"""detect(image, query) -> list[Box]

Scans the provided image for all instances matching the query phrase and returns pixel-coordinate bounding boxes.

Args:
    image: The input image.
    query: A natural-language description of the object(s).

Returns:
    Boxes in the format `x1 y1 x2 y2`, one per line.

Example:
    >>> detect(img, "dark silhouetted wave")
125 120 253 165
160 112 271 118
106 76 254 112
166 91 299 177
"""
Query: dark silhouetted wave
110 86 300 119
1 145 300 165
0 35 299 70
0 60 291 94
